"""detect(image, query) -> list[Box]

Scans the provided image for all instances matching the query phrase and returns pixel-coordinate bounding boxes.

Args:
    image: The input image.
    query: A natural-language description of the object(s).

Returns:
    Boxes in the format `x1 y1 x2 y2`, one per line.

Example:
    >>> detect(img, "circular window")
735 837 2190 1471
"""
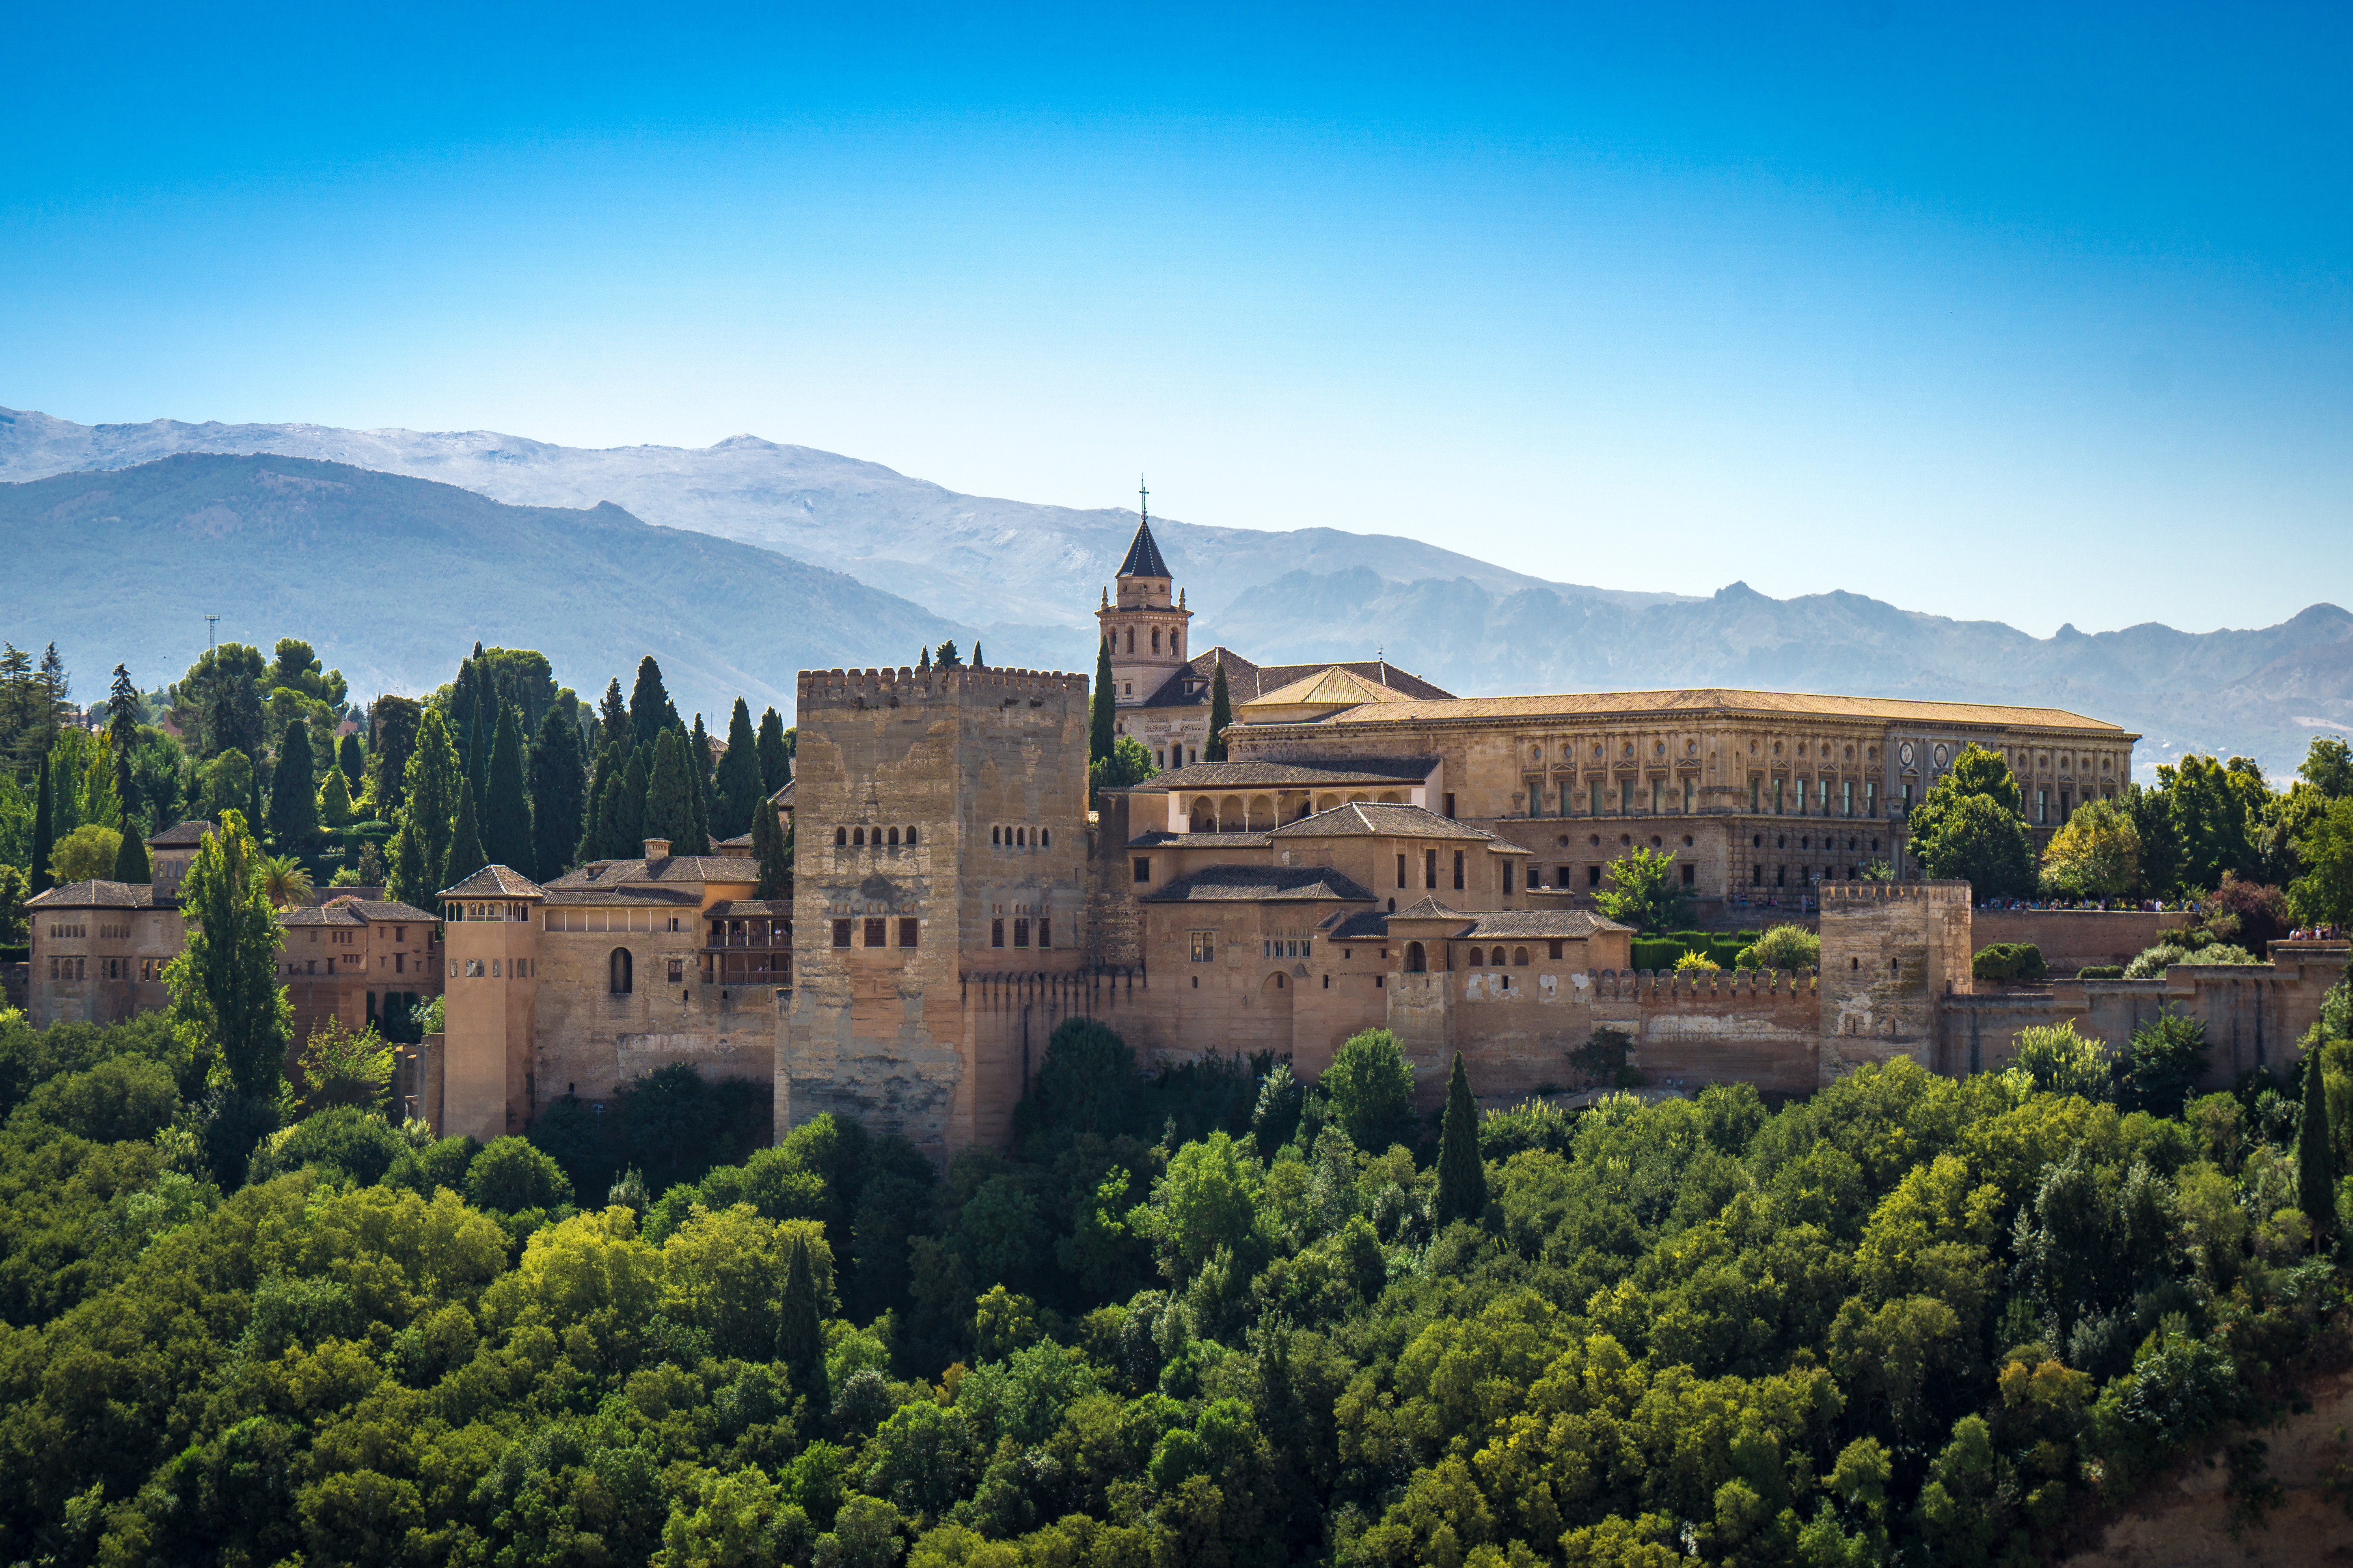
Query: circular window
1933 743 1949 768
2103 757 2112 772
1531 746 1541 761
1654 740 1665 756
1590 834 1601 846
1623 742 1634 758
1650 835 1662 848
1686 740 1697 756
1796 743 1807 757
1900 742 1915 766
1682 835 1694 847
1620 834 1632 846
1562 744 1574 759
1593 743 1604 759
1556 834 1569 847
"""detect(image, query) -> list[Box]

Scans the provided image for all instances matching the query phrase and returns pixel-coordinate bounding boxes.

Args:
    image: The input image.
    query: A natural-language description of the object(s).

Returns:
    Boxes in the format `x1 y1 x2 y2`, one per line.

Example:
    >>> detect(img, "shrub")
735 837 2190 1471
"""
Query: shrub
1972 943 2049 985
249 1107 414 1187
1323 1030 1414 1152
1673 951 1721 974
2008 1023 2111 1100
467 1135 574 1212
1736 924 1820 971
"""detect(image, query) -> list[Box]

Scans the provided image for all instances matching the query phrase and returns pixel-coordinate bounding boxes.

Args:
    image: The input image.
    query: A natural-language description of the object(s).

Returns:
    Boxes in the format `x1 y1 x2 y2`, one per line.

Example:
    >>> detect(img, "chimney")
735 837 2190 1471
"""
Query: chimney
643 838 671 863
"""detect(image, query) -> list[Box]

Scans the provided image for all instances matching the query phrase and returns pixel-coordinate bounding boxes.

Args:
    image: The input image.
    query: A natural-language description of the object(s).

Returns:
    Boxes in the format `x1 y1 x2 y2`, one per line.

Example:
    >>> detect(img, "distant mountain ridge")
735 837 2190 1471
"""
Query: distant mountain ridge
2 408 2345 780
0 453 971 720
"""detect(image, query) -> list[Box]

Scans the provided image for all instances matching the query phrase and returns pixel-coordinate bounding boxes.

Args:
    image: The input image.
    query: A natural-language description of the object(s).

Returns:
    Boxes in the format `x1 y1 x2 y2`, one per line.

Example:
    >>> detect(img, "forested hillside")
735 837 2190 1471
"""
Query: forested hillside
3 984 2351 1567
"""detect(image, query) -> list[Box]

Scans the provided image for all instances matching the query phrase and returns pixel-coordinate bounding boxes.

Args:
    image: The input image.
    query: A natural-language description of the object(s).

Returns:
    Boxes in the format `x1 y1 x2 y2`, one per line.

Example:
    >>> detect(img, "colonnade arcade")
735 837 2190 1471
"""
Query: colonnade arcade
1182 787 1409 833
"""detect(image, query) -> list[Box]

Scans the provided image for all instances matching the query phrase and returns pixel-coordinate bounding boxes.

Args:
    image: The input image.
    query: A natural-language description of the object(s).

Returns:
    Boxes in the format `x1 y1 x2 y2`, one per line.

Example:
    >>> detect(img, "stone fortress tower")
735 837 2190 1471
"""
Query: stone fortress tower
781 662 1091 1152
1096 483 1192 709
438 867 545 1142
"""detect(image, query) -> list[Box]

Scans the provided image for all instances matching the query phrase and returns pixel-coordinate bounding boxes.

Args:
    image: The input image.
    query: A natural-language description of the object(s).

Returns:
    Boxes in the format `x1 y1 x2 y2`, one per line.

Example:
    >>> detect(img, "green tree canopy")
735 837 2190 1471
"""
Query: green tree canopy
644 729 698 850
2040 796 2141 899
402 709 464 893
166 810 291 1103
268 717 319 846
1593 845 1692 932
1325 1028 1414 1151
630 655 680 751
756 706 792 793
367 694 422 814
1909 751 2036 899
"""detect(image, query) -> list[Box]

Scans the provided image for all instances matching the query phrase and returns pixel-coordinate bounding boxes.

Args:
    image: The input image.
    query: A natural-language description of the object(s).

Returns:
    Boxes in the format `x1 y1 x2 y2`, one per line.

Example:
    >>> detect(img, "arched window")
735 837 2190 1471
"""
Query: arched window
1126 628 1134 654
835 827 847 845
1514 946 1530 966
1017 826 1027 846
1040 828 1050 846
992 826 1001 844
1151 628 1160 653
906 826 918 845
853 827 865 846
609 948 633 994
1405 941 1427 972
887 826 900 845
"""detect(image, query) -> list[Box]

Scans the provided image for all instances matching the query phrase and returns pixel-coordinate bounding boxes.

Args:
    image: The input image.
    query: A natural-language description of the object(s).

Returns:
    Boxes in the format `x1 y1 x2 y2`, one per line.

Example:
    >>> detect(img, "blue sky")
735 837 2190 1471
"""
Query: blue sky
5 2 2348 637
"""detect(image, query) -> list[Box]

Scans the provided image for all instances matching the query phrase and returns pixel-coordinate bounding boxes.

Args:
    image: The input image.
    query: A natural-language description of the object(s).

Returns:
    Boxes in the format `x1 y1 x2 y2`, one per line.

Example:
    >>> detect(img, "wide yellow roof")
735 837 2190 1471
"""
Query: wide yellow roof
1240 666 1415 712
1294 686 2131 733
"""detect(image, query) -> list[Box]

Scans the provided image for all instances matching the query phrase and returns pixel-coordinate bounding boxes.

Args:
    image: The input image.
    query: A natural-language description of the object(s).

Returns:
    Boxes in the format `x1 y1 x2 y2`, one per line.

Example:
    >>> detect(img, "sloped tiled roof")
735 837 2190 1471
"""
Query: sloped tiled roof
1135 757 1438 792
1117 517 1170 578
773 778 795 806
542 884 703 908
26 879 163 909
1138 649 1452 711
1127 830 1273 850
706 899 794 917
1388 896 1463 920
544 856 760 890
1268 801 1499 842
1241 666 1420 713
146 820 216 848
1304 687 2130 733
1457 910 1634 938
438 864 547 899
281 903 368 927
1140 865 1376 904
350 899 437 922
1321 910 1391 940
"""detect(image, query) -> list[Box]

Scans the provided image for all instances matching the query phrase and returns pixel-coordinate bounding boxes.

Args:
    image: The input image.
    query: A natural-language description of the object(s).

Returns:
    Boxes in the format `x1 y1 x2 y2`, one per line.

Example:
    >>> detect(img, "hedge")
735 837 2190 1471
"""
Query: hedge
1971 942 2050 984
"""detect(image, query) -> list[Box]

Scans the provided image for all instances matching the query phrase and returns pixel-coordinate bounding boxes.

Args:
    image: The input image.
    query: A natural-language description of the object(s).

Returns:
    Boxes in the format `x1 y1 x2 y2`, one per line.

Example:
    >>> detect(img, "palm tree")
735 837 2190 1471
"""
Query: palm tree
261 853 314 910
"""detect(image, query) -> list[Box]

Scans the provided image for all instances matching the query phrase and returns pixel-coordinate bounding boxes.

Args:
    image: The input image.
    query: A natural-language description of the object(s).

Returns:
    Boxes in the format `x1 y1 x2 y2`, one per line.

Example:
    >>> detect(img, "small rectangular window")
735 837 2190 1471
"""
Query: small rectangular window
992 918 1005 948
1425 849 1437 889
1397 853 1407 888
1549 940 1563 960
1453 850 1464 890
1038 919 1051 949
1502 862 1513 894
1587 865 1601 888
667 958 684 983
1443 792 1456 818
899 917 919 947
465 959 485 977
1683 777 1695 812
864 917 886 947
1134 857 1151 884
1750 775 1760 811
1013 918 1030 948
1190 931 1215 962
832 919 852 948
1681 865 1695 886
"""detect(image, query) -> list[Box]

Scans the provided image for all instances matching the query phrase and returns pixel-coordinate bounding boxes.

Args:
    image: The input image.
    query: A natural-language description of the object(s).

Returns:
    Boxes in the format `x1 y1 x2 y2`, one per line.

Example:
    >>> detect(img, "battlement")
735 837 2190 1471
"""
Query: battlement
1592 967 1818 1001
798 667 1088 709
1819 879 1973 906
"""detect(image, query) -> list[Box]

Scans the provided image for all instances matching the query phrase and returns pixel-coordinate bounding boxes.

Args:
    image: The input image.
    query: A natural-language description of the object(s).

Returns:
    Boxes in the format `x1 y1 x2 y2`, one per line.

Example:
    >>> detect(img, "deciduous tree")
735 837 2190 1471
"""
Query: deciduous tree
167 810 291 1102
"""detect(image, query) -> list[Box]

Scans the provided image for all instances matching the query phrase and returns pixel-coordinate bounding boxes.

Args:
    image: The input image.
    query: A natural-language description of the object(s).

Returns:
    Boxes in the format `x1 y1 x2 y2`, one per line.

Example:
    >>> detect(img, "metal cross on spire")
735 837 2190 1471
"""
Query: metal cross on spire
1139 475 1148 523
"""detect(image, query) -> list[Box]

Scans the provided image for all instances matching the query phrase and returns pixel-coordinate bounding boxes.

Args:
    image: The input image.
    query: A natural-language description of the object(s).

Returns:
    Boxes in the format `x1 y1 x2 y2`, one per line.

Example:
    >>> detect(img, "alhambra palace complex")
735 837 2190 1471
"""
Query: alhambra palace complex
28 519 2351 1153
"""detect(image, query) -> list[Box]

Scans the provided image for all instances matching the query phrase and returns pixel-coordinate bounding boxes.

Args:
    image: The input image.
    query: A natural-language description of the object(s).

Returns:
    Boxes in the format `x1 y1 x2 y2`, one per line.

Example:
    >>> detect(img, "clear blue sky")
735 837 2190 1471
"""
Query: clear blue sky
5 2 2348 636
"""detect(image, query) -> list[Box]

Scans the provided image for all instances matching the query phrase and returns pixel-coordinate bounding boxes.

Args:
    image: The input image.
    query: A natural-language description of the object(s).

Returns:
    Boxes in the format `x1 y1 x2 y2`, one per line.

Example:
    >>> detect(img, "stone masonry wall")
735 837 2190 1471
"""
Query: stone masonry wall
1971 908 2187 973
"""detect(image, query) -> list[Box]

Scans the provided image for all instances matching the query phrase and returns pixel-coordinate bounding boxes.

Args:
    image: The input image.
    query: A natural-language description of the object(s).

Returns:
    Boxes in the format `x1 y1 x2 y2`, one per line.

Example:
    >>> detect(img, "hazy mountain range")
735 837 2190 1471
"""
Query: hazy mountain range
3 406 2346 780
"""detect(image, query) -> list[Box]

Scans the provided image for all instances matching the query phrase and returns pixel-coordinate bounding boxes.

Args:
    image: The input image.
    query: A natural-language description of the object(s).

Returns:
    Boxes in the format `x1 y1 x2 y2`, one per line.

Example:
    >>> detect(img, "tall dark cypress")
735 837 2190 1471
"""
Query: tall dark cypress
268 718 319 846
108 663 140 831
777 1236 827 1409
446 783 488 886
689 714 716 846
612 744 650 854
628 657 678 752
112 820 151 884
29 752 54 892
1435 1052 1487 1226
643 730 696 850
337 733 365 794
1091 639 1116 766
756 707 790 793
578 742 620 861
598 678 629 742
1205 660 1233 762
483 706 533 872
2301 1051 2336 1247
449 657 477 751
465 703 489 824
715 699 761 839
532 706 589 881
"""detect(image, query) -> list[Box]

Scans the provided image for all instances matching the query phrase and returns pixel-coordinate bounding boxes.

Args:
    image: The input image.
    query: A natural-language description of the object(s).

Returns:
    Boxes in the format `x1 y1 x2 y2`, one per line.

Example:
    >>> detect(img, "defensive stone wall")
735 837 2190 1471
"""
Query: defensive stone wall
1818 880 1972 1077
1971 908 2187 973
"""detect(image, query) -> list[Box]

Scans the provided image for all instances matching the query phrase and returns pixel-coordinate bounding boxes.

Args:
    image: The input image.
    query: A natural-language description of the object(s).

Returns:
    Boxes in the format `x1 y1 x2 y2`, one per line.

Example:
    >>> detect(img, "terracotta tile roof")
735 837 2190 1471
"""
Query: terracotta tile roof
1389 896 1463 920
1140 865 1376 904
438 864 547 898
146 819 216 848
1127 830 1273 849
1320 911 1392 940
1268 801 1502 843
1118 516 1171 578
349 899 437 922
1456 910 1634 938
1138 649 1451 710
541 884 704 908
1135 757 1438 792
1299 687 2131 733
281 904 368 927
26 879 163 909
705 899 794 917
1240 666 1423 713
716 833 753 851
544 856 760 890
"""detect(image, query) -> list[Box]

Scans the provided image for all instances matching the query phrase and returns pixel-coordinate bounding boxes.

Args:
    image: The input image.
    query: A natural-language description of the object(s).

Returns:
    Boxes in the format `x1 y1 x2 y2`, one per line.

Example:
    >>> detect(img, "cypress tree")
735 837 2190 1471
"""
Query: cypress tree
368 696 422 816
757 707 790 793
752 792 793 899
112 820 151 884
449 658 477 752
934 641 962 669
338 732 365 794
689 714 717 846
715 698 761 839
1205 660 1233 762
629 656 678 752
108 663 140 830
612 744 651 854
1091 638 1116 766
1435 1052 1487 1225
484 706 533 871
269 718 319 846
168 809 292 1102
643 730 696 850
446 783 488 886
917 646 931 672
2301 1050 2336 1247
30 752 54 892
389 816 432 908
972 642 984 667
578 741 620 862
598 678 629 742
777 1236 827 1409
317 765 355 829
531 706 589 881
402 709 464 893
465 703 489 823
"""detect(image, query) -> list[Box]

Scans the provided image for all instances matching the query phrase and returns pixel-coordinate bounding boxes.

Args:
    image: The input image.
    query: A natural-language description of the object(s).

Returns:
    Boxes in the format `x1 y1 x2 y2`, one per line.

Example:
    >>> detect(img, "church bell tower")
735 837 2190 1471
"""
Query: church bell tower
1097 479 1192 708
